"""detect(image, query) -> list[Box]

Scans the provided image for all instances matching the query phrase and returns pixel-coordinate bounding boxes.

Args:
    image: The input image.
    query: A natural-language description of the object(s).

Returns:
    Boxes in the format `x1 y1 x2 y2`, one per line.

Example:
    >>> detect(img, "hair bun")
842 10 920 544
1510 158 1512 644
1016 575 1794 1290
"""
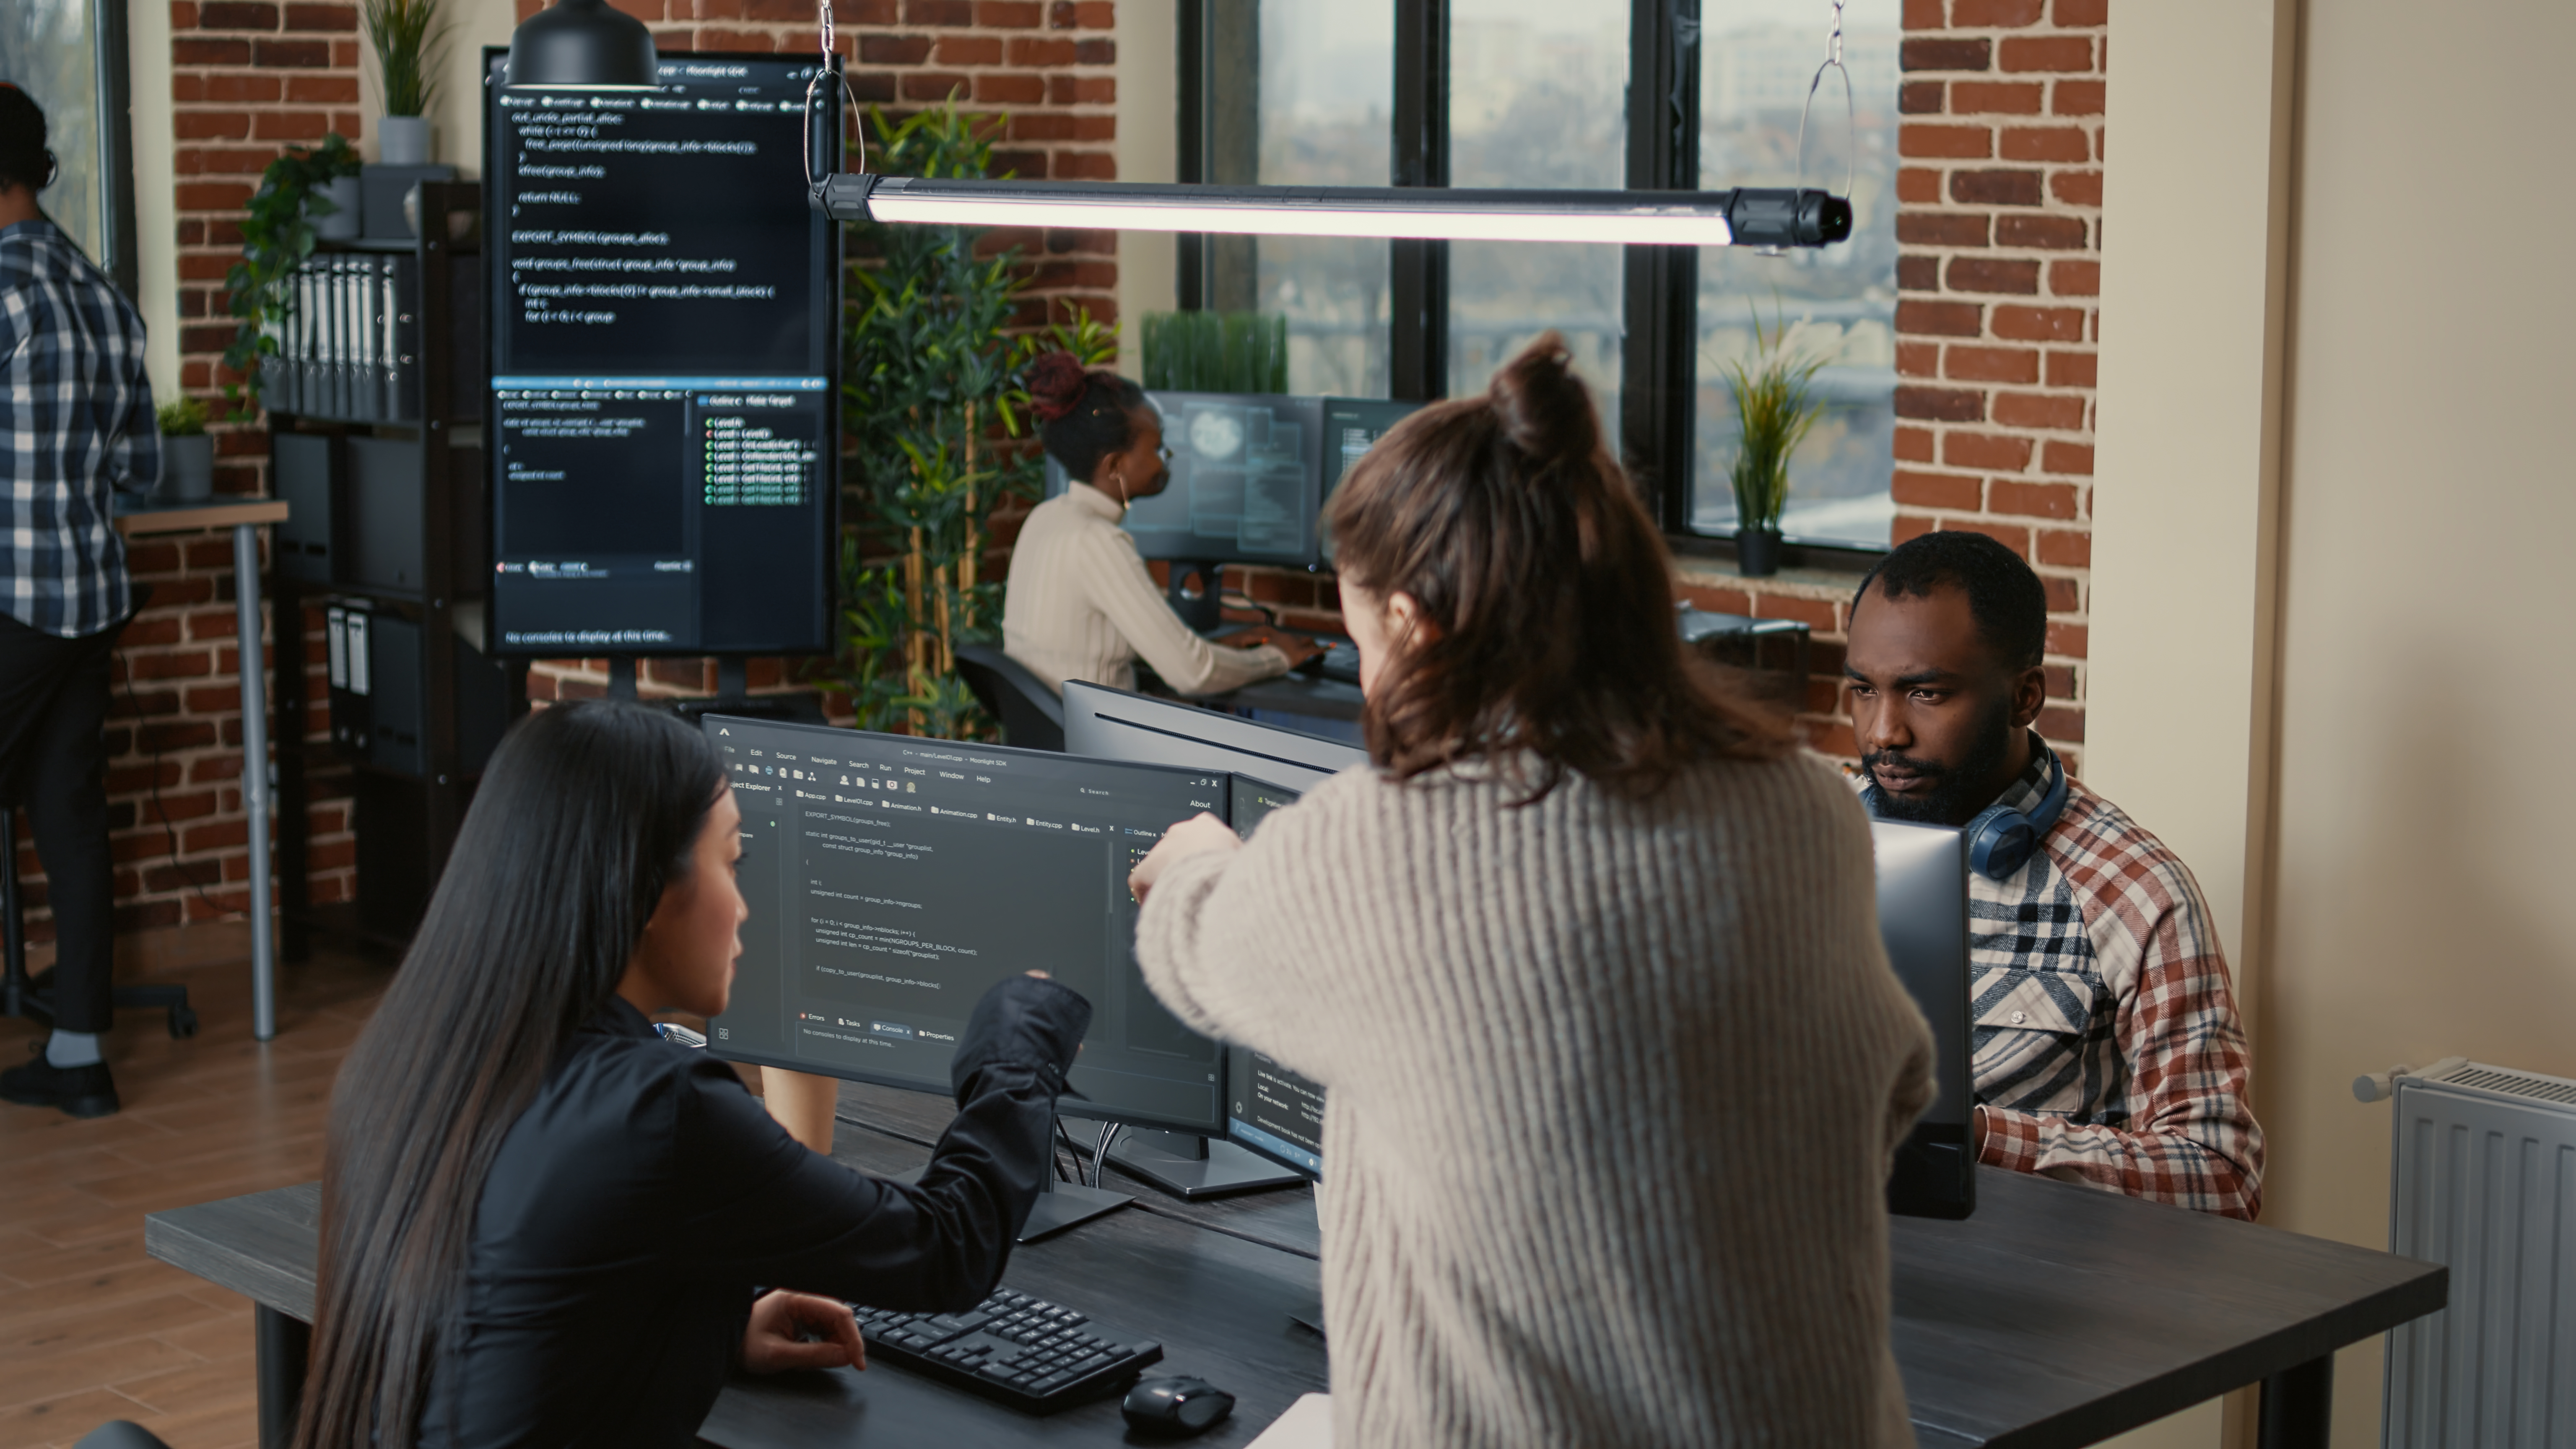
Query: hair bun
1486 331 1599 465
1026 352 1090 423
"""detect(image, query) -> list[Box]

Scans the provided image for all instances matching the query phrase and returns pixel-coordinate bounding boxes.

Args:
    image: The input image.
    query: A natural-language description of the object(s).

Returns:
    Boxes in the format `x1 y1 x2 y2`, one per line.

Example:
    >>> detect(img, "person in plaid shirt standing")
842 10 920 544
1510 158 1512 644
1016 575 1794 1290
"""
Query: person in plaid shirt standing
1843 531 2264 1219
0 83 160 1119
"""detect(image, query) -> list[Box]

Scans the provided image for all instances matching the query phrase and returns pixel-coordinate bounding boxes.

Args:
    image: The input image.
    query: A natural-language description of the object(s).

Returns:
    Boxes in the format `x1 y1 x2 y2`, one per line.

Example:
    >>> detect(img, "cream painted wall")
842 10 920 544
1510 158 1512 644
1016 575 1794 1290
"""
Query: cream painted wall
2262 1 2576 1441
2086 7 2301 1446
421 0 520 177
1112 0 1177 365
360 0 519 171
128 0 179 400
2092 1 2576 1446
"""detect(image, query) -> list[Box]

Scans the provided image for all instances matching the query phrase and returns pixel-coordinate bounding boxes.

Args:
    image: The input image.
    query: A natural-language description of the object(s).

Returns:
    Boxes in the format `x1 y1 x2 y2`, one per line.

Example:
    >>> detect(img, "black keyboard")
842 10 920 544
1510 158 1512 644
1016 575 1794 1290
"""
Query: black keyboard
850 1288 1163 1414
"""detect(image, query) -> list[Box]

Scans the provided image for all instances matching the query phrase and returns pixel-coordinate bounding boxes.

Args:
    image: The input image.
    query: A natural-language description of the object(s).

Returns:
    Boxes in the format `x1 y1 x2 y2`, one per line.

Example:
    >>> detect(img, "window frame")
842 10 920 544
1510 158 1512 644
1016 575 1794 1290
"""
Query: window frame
1174 0 1890 570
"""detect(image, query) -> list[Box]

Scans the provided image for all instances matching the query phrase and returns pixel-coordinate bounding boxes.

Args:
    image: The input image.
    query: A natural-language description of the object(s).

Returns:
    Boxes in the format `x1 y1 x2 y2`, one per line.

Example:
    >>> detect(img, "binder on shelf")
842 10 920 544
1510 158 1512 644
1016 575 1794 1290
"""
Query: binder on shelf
334 256 356 420
386 256 417 421
325 257 345 418
361 257 385 422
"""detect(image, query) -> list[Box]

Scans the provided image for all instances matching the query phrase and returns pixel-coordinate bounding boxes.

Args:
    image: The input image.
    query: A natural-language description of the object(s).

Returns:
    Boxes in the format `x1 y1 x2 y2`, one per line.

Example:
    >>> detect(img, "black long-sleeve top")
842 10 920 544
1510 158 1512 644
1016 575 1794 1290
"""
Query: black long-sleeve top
414 976 1090 1449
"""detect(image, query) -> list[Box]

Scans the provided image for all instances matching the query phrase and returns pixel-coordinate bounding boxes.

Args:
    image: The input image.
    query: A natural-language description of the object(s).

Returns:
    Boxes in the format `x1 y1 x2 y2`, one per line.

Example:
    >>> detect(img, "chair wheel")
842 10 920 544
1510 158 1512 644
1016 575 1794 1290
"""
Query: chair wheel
168 1007 199 1039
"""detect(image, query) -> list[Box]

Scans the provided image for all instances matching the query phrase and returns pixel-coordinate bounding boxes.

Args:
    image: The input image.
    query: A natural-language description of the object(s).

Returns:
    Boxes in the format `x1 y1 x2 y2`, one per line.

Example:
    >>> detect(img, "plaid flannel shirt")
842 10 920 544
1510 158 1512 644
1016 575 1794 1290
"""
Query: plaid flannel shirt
1967 745 2265 1219
2 217 157 638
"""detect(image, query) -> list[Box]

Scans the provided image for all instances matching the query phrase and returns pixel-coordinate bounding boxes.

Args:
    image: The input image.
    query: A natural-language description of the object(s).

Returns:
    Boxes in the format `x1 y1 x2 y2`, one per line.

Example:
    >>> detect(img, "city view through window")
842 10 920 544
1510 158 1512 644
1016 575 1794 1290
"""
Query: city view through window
1250 1 1900 549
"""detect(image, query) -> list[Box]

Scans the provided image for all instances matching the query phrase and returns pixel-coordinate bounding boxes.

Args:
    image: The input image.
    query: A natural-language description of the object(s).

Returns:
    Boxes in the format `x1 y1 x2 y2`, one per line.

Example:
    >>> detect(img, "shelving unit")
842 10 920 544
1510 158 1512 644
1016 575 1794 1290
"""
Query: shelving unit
266 181 517 951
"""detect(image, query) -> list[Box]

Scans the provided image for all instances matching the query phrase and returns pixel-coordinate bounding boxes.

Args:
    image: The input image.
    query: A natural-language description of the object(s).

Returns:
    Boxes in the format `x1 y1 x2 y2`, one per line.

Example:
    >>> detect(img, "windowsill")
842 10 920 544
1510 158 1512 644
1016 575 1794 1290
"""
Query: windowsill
1671 556 1866 606
1667 530 1885 577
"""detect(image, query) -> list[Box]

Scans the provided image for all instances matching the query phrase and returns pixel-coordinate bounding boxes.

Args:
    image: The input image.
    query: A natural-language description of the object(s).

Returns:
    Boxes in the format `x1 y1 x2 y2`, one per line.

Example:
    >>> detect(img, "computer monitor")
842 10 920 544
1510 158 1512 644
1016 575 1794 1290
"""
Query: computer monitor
1221 776 1327 1180
1871 820 1976 1220
1062 680 1367 792
703 714 1234 1137
1317 397 1425 566
1044 392 1327 567
483 53 840 658
1059 696 1363 1198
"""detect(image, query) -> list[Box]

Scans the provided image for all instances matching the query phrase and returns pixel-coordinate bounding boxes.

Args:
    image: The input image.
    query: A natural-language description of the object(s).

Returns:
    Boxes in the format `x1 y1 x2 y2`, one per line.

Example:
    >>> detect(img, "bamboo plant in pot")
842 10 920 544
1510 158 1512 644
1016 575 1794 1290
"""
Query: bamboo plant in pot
156 395 213 502
1719 300 1829 578
365 0 448 166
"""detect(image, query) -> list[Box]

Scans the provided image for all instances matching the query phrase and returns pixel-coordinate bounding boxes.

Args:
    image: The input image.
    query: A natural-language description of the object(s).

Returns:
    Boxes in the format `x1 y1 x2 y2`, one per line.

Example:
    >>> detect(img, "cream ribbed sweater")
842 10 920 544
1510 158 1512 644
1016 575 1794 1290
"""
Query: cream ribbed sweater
1000 482 1287 695
1137 752 1936 1449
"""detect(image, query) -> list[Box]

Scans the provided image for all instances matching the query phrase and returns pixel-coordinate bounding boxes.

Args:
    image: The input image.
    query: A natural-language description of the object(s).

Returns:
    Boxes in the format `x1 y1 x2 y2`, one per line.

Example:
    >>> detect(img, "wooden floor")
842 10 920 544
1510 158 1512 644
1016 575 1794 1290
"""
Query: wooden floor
0 946 390 1449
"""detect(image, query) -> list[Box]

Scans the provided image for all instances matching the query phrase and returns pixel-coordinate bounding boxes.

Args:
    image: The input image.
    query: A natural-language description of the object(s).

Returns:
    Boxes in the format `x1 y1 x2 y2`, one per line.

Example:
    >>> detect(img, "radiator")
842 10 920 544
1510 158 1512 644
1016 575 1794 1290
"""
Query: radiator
2373 1059 2576 1447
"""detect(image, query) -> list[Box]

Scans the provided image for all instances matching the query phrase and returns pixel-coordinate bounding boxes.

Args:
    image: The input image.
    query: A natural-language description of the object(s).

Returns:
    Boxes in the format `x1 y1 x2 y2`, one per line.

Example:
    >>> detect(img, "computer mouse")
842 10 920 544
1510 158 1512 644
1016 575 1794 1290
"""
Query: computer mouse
1121 1375 1236 1437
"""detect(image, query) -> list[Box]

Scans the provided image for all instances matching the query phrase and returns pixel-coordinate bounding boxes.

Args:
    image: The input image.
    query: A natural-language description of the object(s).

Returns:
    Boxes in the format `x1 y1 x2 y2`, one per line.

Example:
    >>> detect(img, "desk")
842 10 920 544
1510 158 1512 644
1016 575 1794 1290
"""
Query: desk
114 498 290 1041
149 1082 2443 1449
1221 673 1365 741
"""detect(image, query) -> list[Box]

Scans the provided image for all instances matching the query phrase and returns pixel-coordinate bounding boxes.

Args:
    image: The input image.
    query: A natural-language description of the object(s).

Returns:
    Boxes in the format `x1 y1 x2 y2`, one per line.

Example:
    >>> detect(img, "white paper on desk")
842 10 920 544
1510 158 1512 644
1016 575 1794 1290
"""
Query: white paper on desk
1246 1392 1332 1449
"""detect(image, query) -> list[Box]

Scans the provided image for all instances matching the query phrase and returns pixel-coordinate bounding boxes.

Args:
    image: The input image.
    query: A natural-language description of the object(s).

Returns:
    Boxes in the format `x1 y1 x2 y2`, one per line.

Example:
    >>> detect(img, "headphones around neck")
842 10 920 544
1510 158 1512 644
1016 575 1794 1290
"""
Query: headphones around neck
1962 745 2070 880
1861 741 2070 880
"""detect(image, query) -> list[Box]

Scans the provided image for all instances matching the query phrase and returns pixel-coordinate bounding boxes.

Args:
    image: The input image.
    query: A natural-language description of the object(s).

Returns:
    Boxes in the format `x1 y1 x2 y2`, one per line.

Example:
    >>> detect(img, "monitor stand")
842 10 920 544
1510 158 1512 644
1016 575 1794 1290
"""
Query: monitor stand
1102 1128 1306 1201
889 1124 1135 1244
1015 1176 1134 1244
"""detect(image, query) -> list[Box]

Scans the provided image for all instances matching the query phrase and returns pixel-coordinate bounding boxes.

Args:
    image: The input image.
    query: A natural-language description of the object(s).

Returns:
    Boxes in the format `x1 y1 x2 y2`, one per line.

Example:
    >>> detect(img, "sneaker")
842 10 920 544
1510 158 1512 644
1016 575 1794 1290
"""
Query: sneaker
0 1041 120 1118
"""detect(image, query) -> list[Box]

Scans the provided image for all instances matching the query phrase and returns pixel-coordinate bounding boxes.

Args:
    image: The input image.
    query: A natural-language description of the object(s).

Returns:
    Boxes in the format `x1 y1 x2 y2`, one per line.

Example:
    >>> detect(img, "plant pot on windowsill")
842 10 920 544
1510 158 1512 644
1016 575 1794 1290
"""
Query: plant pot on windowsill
1736 525 1783 578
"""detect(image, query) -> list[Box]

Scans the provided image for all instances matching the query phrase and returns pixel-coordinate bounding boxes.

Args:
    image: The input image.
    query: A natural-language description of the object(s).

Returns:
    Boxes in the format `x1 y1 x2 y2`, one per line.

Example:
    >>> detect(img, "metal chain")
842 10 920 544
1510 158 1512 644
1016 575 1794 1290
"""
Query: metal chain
1829 0 1845 66
818 0 834 66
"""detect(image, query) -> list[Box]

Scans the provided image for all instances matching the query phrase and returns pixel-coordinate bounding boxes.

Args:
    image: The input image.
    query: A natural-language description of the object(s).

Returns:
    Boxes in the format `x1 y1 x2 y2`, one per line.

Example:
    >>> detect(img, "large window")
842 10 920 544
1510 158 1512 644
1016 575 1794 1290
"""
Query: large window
1179 0 1898 553
1693 0 1900 548
1257 0 1394 397
1446 1 1625 412
0 0 137 296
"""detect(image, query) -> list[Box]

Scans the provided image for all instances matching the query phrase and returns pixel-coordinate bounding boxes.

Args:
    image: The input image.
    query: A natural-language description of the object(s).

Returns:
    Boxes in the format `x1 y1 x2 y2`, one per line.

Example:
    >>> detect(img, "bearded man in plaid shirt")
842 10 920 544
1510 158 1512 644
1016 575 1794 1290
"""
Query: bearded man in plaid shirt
0 83 160 1120
1844 530 2264 1219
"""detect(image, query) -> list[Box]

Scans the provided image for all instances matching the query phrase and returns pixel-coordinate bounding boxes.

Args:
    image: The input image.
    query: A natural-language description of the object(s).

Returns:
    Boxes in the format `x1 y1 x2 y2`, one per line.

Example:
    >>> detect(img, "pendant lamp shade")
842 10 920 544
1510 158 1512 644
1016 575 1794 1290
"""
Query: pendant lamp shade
505 0 660 90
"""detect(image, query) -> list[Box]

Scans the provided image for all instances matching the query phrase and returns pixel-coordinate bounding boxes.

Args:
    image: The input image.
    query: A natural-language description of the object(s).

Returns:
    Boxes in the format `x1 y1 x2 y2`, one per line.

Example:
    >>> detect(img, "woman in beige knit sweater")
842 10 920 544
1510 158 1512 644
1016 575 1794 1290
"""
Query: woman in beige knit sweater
1129 335 1936 1448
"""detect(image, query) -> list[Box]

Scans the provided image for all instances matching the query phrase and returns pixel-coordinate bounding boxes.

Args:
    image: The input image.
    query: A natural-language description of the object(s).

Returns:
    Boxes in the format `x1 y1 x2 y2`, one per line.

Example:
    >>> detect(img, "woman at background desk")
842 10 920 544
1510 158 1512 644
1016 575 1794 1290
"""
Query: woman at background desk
763 356 1325 1152
1002 353 1322 693
1128 336 1935 1448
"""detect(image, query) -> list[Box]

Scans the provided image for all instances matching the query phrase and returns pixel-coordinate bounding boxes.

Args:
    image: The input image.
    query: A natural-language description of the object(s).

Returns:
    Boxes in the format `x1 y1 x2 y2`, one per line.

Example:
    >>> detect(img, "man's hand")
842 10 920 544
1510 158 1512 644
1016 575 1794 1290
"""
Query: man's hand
742 1289 866 1374
1128 812 1243 905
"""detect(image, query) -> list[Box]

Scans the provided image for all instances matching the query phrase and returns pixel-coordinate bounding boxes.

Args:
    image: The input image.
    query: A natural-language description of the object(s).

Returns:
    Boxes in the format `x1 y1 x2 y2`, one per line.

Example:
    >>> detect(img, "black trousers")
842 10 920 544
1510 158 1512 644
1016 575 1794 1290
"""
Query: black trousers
0 611 119 1035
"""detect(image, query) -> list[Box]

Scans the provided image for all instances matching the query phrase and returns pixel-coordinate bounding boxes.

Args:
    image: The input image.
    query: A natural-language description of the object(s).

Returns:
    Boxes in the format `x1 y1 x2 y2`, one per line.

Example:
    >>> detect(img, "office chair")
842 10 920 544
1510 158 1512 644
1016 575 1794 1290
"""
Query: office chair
954 644 1065 751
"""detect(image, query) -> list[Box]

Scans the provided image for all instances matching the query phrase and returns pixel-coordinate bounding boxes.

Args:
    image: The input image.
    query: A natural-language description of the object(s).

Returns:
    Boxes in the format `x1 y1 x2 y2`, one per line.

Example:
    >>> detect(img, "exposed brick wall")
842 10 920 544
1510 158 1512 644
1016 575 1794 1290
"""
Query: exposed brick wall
1877 0 2101 767
519 0 1123 708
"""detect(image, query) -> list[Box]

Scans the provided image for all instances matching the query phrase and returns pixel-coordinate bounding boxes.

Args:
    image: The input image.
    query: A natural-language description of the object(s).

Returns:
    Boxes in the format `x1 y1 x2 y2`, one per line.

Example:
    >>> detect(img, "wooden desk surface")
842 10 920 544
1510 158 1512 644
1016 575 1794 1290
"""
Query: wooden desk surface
113 497 290 535
148 1080 2447 1449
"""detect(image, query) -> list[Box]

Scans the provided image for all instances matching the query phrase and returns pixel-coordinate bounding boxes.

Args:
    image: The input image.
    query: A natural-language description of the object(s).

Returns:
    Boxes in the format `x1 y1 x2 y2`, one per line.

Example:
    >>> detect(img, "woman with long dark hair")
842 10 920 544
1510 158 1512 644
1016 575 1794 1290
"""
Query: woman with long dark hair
292 701 1088 1449
1000 353 1320 693
1127 335 1936 1446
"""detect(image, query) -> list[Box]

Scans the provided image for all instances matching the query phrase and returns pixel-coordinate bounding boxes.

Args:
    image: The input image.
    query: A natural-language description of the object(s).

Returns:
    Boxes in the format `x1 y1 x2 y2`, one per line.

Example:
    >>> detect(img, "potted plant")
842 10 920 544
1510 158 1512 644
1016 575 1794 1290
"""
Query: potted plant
1719 299 1830 577
157 395 213 501
364 0 448 165
222 134 362 416
838 98 1113 740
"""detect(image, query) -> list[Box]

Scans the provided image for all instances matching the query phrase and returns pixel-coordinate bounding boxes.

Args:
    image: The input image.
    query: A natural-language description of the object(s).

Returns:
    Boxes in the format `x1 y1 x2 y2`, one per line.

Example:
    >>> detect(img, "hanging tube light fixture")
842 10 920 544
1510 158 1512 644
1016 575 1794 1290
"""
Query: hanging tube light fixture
808 175 1852 249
